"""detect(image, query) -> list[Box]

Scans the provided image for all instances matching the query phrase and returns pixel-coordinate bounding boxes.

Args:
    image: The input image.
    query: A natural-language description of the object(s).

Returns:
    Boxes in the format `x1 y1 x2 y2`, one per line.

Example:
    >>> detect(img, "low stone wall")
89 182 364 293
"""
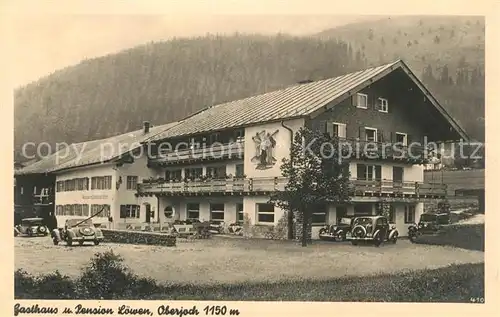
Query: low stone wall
101 229 176 246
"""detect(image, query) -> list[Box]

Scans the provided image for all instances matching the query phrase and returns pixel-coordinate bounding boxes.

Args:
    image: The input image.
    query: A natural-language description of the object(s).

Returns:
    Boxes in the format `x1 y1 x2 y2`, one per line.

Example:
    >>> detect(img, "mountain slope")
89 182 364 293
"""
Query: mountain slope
14 17 485 160
316 16 485 140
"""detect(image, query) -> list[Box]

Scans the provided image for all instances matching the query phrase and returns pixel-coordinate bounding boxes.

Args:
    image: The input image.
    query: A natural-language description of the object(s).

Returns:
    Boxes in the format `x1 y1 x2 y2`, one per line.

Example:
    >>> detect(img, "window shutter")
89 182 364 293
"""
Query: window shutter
339 124 347 138
326 122 334 137
358 127 366 140
352 95 357 107
375 165 382 181
372 95 378 110
318 121 327 134
357 164 366 180
377 129 384 142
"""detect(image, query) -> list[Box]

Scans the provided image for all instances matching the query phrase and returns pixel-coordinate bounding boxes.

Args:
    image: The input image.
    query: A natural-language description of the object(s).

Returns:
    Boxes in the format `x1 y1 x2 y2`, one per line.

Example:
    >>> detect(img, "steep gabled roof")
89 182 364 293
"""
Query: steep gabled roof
15 121 180 175
148 60 469 142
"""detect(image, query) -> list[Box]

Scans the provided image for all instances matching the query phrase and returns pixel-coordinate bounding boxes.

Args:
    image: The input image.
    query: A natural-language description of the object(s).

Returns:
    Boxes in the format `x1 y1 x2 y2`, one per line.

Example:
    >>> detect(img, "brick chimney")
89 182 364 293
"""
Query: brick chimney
143 121 151 134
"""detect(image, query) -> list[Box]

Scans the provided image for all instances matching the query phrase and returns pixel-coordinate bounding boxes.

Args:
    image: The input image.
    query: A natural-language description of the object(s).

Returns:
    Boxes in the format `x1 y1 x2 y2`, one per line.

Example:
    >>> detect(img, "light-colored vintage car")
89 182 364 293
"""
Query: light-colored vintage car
14 218 49 237
51 218 104 246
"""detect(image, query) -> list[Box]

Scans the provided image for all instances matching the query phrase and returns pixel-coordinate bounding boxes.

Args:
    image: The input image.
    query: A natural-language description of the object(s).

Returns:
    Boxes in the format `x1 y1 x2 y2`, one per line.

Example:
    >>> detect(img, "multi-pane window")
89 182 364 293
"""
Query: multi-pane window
256 203 275 224
378 98 389 113
91 204 111 217
187 203 200 220
55 204 90 216
209 132 221 145
333 123 347 138
91 176 112 190
206 165 226 179
165 169 182 181
395 132 408 146
184 168 203 180
210 203 225 221
126 176 138 190
365 128 378 142
237 203 244 222
404 205 416 224
311 204 327 226
119 204 140 218
327 122 347 138
235 129 245 142
356 93 368 109
356 164 381 181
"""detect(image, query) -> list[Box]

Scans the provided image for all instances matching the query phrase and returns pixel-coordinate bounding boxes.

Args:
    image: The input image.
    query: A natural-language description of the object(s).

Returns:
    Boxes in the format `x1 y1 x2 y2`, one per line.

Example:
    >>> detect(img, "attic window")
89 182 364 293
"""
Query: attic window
356 93 368 109
378 98 389 113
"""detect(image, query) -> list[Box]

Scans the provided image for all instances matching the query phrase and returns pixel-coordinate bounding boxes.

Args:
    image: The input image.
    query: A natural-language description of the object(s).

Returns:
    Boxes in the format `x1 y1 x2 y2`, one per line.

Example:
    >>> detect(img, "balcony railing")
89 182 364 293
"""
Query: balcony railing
137 177 447 198
149 141 245 166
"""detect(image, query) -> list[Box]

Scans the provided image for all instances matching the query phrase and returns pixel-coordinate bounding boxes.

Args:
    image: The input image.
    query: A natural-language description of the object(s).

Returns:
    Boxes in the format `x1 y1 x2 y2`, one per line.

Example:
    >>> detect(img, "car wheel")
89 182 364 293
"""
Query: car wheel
336 232 345 242
409 234 417 243
94 240 100 246
14 229 18 237
27 229 33 237
351 240 358 246
391 234 398 244
79 240 84 246
52 238 59 245
66 237 73 246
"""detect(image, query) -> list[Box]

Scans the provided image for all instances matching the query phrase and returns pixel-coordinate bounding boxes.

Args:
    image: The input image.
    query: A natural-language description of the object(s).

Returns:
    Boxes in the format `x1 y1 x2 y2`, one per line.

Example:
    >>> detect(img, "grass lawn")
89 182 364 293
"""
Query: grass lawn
146 263 484 302
15 236 484 285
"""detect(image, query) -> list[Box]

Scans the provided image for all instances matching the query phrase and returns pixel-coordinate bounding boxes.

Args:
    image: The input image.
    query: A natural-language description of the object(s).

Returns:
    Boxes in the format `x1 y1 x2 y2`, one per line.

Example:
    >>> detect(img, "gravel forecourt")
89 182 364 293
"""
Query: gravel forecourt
15 236 484 285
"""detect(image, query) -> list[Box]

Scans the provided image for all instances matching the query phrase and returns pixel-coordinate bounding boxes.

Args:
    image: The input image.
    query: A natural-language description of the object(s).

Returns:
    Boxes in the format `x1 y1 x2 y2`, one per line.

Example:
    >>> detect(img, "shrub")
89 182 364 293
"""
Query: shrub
35 271 76 299
14 269 76 299
14 270 37 298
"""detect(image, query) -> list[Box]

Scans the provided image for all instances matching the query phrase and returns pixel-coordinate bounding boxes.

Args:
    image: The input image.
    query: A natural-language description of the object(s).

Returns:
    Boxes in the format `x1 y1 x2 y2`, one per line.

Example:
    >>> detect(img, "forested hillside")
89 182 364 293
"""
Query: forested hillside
316 15 485 141
14 16 485 161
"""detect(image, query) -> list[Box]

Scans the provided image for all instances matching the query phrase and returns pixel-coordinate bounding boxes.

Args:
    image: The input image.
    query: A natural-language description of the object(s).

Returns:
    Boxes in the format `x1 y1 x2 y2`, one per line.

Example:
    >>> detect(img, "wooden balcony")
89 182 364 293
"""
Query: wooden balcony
149 141 245 166
137 177 447 199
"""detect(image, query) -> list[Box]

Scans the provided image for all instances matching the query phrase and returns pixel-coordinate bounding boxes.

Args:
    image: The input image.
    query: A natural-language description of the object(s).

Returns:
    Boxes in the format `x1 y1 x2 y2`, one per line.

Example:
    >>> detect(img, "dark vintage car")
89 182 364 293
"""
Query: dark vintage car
408 212 450 242
318 217 353 241
345 215 398 246
52 218 104 246
14 218 49 237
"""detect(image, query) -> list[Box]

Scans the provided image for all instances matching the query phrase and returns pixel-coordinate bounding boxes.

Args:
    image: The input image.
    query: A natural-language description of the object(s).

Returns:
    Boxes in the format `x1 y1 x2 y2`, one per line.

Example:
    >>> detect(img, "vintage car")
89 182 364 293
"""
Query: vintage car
51 218 104 246
14 218 49 237
318 217 353 241
345 215 398 246
408 212 450 242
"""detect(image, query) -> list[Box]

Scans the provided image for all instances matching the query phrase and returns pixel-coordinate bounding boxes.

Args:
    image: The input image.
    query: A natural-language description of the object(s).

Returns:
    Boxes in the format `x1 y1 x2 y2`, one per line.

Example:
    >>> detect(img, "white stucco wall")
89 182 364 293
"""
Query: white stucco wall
157 196 243 224
243 196 286 226
55 164 117 226
349 160 424 182
115 155 159 224
244 118 304 178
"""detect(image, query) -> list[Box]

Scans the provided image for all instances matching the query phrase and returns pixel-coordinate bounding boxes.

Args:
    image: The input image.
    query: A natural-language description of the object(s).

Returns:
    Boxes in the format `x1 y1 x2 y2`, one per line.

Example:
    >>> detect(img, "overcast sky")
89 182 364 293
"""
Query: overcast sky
6 14 382 87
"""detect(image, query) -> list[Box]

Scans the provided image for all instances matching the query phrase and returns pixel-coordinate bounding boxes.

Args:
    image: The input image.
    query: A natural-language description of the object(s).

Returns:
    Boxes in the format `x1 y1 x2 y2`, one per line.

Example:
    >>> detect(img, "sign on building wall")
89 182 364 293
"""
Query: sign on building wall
82 194 109 200
251 129 279 170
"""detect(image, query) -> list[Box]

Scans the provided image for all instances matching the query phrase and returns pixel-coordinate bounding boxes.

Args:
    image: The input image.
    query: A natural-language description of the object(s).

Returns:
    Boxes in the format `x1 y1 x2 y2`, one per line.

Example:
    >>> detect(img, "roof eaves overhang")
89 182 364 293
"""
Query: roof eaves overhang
307 60 470 142
307 61 400 120
142 115 306 144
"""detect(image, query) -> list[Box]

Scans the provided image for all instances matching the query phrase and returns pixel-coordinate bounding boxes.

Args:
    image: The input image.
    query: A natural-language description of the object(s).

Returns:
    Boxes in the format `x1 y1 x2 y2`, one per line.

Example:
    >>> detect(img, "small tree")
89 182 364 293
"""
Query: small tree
269 127 351 247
